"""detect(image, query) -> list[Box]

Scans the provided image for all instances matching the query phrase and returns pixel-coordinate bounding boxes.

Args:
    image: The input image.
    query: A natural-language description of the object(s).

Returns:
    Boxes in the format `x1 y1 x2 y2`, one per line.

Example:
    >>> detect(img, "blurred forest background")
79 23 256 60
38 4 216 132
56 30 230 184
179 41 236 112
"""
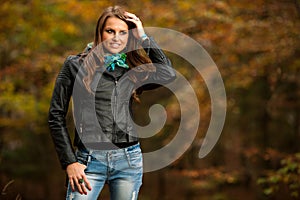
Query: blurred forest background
1 0 300 199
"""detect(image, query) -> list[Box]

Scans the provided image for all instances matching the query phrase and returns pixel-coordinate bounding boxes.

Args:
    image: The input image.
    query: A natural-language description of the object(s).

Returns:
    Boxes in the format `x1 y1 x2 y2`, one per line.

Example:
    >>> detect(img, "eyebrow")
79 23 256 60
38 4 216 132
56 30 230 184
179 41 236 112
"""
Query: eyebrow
104 26 128 31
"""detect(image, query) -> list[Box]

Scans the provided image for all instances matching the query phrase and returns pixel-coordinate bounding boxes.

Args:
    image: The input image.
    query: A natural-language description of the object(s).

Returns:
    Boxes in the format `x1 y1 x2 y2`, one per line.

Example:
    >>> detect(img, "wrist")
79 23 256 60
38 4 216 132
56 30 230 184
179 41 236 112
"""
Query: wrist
140 33 148 41
138 33 149 46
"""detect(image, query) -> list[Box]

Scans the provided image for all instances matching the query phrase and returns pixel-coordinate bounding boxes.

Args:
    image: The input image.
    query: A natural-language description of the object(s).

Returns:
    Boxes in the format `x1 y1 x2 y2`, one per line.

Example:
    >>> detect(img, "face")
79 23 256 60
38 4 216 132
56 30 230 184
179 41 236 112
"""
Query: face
102 17 129 54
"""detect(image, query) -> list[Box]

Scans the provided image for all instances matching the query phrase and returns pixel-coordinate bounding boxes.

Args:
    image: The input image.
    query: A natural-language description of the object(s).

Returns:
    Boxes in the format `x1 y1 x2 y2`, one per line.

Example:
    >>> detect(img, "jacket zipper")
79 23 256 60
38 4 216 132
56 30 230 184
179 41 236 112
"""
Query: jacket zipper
113 79 118 139
80 101 83 134
80 123 83 134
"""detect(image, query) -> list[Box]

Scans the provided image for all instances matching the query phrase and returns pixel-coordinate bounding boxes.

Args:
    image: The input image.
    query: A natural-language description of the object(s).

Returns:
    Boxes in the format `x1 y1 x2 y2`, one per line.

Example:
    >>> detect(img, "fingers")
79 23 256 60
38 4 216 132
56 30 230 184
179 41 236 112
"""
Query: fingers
70 175 91 195
66 162 92 195
124 12 145 39
126 14 142 26
69 177 75 192
125 12 142 27
125 12 139 21
83 175 92 191
75 177 88 195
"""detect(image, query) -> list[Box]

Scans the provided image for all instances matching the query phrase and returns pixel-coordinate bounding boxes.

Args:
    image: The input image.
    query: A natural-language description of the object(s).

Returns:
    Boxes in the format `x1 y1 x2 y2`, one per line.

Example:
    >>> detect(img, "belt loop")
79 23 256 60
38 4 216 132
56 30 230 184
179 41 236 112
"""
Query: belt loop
124 148 130 160
87 150 93 163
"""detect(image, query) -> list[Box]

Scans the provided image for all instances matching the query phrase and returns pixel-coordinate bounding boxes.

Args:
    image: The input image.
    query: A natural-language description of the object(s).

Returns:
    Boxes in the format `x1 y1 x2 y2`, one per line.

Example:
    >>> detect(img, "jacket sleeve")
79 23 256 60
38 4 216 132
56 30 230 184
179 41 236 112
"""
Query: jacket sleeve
48 56 78 169
141 36 176 89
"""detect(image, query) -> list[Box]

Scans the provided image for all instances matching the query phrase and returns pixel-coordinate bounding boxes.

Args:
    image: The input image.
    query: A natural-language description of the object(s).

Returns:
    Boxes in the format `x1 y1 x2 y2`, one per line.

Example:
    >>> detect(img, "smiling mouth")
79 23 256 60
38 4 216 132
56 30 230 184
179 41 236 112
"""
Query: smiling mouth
109 43 121 48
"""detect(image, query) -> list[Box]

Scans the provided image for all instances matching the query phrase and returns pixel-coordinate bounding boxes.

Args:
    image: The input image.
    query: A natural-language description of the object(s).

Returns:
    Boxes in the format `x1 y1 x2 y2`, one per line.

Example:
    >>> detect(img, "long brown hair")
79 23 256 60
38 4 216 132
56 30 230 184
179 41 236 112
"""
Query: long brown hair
82 5 155 99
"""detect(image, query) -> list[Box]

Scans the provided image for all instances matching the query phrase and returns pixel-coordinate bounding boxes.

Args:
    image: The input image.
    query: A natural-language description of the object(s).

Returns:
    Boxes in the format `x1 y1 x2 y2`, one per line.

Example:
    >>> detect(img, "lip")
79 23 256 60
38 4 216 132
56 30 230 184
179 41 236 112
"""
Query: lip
109 42 121 48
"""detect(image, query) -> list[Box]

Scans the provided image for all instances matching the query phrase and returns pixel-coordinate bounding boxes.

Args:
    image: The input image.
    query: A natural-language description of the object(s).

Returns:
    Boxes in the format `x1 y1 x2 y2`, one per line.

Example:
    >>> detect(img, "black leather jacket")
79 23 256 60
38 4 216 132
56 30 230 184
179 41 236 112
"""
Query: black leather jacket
48 37 176 169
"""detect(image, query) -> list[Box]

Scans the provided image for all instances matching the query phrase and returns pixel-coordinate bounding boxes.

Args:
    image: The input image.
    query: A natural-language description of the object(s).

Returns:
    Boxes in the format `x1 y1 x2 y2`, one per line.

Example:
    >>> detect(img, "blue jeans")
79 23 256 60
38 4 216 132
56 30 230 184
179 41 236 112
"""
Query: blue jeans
66 143 143 200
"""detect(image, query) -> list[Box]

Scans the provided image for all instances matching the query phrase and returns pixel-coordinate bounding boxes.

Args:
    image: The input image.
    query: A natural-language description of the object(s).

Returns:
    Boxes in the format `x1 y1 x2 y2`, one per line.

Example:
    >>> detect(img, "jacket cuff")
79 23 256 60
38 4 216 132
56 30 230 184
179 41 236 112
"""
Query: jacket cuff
60 151 77 170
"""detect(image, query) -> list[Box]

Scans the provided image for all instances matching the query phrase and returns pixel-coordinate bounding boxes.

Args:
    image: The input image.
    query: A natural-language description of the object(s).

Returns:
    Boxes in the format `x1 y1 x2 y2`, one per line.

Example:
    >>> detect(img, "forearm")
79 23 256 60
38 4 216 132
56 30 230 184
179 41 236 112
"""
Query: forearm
49 128 77 169
48 58 77 169
142 36 176 84
48 105 77 169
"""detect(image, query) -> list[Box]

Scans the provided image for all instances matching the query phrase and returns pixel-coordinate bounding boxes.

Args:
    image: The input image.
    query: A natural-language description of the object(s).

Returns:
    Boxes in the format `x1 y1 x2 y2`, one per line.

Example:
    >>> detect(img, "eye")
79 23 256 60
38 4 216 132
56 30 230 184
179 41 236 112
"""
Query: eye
105 29 114 34
120 31 128 35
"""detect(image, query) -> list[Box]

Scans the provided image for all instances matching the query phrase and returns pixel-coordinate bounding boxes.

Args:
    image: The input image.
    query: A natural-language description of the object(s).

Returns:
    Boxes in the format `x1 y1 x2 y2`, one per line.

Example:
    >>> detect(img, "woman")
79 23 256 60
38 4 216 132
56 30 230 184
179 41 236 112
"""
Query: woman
48 5 176 200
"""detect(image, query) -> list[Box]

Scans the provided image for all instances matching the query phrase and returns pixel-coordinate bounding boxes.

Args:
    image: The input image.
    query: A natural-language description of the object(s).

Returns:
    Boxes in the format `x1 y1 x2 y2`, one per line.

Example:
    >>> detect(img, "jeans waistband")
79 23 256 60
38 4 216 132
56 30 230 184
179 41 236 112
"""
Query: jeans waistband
78 141 139 152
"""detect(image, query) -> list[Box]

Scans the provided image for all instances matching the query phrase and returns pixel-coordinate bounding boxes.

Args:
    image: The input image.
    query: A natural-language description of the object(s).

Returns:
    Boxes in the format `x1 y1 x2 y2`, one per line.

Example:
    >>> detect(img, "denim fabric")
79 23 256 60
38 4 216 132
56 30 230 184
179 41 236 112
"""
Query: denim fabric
66 143 143 200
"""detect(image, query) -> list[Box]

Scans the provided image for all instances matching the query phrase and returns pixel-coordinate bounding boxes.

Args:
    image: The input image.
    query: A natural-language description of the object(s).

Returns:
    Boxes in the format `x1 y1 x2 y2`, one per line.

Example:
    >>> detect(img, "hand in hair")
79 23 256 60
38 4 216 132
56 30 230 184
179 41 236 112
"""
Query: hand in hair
125 12 147 41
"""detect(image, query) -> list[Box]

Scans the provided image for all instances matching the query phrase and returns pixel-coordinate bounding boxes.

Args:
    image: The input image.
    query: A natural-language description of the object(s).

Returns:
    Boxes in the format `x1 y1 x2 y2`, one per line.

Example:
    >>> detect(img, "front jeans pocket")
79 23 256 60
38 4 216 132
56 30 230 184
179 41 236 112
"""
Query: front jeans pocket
126 148 143 168
76 150 90 167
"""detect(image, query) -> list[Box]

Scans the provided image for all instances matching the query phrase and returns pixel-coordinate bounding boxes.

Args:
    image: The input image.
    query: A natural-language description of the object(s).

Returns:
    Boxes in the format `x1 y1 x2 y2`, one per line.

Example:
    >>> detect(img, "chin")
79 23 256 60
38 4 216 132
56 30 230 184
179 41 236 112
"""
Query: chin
109 50 121 54
109 49 125 54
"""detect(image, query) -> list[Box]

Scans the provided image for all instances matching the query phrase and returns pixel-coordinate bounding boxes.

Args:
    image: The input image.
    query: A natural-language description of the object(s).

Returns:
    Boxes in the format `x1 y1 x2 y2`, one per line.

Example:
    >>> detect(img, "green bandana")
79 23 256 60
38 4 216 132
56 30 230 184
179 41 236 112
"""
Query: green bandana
104 53 129 72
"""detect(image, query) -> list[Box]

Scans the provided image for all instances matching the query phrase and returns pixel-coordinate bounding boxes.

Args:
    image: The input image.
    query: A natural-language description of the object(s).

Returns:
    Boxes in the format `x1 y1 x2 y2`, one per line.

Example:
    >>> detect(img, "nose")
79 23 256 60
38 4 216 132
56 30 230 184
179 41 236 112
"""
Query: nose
112 33 119 41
